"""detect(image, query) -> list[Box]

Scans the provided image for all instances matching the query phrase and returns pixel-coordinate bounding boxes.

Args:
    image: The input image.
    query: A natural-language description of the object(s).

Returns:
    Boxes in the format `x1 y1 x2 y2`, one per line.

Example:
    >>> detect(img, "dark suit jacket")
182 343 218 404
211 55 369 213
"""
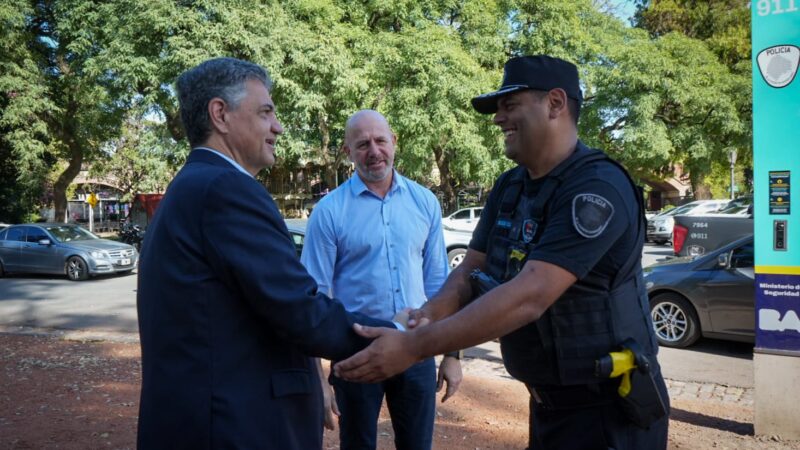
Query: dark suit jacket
136 150 391 449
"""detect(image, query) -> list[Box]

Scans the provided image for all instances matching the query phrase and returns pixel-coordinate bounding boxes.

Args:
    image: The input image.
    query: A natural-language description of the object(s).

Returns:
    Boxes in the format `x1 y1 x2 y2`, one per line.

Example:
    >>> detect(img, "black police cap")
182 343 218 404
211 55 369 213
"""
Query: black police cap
471 55 583 114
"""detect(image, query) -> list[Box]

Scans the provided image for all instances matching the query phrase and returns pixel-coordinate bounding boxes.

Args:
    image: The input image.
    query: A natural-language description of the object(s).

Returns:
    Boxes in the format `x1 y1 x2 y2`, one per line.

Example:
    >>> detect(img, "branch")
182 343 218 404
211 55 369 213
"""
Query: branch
601 115 627 135
696 107 715 126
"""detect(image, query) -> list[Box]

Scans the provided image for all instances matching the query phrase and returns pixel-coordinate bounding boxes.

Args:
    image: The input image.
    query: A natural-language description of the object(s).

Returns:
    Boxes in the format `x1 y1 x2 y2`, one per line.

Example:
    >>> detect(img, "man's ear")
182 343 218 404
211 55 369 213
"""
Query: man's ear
342 143 353 162
208 97 229 134
547 88 568 120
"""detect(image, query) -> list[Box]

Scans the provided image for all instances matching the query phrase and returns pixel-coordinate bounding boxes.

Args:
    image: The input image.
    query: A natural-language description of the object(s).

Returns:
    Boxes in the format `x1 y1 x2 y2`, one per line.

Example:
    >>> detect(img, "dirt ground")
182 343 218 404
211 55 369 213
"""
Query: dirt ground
1 332 798 450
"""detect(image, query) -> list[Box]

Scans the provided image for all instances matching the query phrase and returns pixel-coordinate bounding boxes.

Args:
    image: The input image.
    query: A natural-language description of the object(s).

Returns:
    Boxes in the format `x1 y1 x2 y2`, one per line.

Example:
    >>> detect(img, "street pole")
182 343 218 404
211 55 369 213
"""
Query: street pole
729 149 737 199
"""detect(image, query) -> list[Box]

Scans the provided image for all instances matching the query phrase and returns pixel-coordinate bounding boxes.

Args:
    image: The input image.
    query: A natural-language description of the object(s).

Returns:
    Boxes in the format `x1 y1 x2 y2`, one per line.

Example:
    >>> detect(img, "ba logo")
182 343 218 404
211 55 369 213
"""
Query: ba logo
757 45 800 88
759 308 800 333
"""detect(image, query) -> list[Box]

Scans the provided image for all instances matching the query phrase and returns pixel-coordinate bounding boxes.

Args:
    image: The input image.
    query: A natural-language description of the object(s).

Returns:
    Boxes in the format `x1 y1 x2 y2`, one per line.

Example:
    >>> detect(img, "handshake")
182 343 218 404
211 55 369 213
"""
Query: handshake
333 306 437 383
391 307 430 330
334 270 498 384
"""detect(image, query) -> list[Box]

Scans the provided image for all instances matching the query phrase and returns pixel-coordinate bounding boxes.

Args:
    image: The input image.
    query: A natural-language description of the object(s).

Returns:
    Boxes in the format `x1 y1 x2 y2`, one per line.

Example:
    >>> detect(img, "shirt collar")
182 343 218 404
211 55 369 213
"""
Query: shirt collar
194 147 253 178
349 170 405 197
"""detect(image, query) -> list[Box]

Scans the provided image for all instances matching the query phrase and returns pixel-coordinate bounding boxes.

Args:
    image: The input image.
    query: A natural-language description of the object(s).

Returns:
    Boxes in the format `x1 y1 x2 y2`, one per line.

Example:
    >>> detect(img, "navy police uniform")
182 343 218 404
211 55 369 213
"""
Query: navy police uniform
470 141 670 450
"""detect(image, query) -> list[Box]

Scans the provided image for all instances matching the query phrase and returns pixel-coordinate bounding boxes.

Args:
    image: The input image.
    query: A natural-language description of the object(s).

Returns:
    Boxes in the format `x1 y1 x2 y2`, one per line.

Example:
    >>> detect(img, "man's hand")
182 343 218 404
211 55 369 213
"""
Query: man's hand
333 324 419 383
407 308 432 329
316 359 340 431
321 377 340 430
437 356 462 403
392 308 411 329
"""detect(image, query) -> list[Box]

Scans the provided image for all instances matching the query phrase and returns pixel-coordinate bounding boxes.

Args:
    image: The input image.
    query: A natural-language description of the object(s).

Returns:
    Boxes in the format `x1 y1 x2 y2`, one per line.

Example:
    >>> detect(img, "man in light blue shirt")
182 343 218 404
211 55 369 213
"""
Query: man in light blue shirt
301 110 462 450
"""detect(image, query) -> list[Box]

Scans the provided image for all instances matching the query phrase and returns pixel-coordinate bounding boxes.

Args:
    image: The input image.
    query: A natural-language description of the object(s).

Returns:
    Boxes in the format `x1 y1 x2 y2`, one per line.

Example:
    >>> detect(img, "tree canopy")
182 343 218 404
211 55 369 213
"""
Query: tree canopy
0 0 754 222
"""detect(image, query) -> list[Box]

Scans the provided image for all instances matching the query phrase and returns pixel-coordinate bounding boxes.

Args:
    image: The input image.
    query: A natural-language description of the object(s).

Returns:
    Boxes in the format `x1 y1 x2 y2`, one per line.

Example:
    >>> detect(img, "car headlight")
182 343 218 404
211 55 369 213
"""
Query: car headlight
89 250 108 259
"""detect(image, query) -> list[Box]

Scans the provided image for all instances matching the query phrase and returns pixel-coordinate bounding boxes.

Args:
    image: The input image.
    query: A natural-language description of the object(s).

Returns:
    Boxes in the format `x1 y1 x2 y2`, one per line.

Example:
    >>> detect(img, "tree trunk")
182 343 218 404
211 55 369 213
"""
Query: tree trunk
433 146 455 214
690 172 713 200
53 139 83 223
318 114 337 189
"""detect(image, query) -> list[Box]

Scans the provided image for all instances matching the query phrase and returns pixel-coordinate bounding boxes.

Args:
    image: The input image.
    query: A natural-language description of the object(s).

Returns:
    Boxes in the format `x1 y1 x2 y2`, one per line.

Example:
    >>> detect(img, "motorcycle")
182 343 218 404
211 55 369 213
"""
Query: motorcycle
119 222 145 252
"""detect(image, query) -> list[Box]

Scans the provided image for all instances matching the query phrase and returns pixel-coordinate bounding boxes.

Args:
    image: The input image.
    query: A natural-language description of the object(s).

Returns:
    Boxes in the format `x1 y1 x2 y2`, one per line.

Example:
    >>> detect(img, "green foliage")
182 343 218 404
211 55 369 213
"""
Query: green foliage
0 0 754 218
90 116 180 202
630 0 752 195
634 0 751 73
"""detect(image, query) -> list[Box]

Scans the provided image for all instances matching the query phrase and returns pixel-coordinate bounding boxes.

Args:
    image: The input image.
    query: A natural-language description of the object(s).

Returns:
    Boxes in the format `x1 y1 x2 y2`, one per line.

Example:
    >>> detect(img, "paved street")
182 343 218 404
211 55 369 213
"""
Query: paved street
0 272 138 334
0 242 755 389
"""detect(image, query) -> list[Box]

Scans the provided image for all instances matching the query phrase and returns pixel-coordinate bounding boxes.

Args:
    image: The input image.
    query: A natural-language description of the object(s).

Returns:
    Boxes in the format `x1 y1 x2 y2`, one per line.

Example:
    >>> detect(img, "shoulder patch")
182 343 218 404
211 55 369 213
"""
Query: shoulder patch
572 193 615 239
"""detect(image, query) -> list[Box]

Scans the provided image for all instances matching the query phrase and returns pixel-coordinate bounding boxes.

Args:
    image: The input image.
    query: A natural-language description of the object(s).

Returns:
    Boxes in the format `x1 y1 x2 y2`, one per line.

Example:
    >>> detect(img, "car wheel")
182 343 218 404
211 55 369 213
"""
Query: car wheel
653 240 668 246
66 256 89 281
0 260 4 277
448 248 467 268
650 293 701 348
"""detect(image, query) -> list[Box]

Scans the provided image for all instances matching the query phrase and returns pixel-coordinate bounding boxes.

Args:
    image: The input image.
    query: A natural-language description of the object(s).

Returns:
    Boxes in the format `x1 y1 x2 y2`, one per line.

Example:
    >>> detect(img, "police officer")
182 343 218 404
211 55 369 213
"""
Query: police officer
334 55 670 449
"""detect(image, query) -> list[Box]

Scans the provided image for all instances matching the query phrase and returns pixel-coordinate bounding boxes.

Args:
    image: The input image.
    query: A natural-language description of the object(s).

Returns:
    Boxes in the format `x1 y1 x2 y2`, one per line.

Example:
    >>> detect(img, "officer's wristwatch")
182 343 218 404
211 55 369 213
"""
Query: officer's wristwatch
444 350 464 360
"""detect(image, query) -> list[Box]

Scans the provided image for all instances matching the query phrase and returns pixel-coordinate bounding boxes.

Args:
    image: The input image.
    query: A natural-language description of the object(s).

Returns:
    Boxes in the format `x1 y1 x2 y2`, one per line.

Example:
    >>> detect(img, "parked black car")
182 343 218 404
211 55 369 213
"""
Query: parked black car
644 235 754 348
672 205 753 257
284 219 307 257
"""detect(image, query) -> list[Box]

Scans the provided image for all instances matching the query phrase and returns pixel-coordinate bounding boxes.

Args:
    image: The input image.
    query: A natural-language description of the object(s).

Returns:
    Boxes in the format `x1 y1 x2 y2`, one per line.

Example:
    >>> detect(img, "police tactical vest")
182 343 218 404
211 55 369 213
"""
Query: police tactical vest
486 143 658 387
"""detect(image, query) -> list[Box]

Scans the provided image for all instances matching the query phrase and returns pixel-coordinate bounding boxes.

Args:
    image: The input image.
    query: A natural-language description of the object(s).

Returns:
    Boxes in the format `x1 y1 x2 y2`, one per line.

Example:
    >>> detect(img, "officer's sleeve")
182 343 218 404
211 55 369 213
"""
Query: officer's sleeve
527 175 633 280
300 202 338 297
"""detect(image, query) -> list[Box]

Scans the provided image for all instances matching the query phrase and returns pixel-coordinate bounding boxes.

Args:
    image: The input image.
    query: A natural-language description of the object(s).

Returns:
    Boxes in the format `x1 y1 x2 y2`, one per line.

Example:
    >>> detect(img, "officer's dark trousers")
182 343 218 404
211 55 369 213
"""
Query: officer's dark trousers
330 358 436 450
526 377 670 450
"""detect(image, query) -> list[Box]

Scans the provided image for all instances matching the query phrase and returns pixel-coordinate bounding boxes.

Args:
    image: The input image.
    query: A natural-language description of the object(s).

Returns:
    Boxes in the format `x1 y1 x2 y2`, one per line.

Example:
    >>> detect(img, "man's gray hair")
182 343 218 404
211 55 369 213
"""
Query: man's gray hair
176 57 273 147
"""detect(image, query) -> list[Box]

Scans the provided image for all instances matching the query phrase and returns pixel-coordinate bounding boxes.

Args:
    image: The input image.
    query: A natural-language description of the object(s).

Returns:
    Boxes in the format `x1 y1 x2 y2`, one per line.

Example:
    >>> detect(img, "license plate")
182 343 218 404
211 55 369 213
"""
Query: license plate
119 258 131 265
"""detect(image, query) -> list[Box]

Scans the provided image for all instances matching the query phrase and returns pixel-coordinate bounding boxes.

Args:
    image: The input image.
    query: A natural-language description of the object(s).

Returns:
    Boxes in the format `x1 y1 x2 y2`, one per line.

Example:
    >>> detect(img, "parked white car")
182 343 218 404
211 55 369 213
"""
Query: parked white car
442 207 483 233
442 227 472 268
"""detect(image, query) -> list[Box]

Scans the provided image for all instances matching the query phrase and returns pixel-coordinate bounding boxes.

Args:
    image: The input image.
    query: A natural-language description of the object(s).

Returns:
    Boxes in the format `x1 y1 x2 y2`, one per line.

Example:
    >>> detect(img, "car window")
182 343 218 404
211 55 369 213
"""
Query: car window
695 204 721 214
727 196 752 208
24 226 49 243
289 232 304 257
0 229 7 240
452 210 470 220
44 225 98 243
718 205 748 214
5 227 26 242
731 243 754 268
666 203 697 216
474 208 483 219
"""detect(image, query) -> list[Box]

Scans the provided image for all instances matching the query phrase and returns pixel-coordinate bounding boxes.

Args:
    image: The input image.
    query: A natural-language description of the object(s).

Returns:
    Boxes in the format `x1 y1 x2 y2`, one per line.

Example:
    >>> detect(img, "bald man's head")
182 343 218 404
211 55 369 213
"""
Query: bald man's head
343 110 396 183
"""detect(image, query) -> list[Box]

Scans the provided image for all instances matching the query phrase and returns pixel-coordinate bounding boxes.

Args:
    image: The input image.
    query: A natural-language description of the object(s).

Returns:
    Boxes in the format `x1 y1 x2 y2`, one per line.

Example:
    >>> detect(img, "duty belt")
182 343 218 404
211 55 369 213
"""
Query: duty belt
526 382 617 411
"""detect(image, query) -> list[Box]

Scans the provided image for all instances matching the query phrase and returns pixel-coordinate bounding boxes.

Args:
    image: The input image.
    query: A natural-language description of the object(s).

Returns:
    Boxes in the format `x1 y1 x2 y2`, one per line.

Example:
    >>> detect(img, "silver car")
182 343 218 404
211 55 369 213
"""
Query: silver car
0 223 138 281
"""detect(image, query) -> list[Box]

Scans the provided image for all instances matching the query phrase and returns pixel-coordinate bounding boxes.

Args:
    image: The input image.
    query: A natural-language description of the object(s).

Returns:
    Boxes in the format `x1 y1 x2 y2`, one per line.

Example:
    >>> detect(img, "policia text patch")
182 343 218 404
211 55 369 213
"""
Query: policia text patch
572 193 614 238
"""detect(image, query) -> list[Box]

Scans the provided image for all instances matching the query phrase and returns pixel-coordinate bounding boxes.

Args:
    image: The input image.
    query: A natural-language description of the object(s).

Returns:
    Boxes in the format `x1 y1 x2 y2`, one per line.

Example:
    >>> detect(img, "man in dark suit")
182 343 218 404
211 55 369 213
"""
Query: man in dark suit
136 57 394 450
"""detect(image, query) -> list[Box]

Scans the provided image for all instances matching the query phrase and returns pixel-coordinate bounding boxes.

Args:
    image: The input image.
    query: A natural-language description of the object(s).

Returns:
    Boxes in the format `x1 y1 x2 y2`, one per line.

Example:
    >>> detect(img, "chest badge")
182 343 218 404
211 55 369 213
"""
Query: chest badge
522 219 537 243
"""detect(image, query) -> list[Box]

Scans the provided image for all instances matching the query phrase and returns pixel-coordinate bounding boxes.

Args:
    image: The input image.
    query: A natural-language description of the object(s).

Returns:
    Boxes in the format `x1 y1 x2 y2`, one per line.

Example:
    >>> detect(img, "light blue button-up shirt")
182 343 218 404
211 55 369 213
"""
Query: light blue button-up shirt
301 171 449 322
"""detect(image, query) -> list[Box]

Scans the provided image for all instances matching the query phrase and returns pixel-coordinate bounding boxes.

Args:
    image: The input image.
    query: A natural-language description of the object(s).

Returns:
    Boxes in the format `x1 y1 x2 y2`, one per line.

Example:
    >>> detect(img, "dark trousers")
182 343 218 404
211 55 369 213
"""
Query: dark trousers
330 358 436 450
526 375 670 450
